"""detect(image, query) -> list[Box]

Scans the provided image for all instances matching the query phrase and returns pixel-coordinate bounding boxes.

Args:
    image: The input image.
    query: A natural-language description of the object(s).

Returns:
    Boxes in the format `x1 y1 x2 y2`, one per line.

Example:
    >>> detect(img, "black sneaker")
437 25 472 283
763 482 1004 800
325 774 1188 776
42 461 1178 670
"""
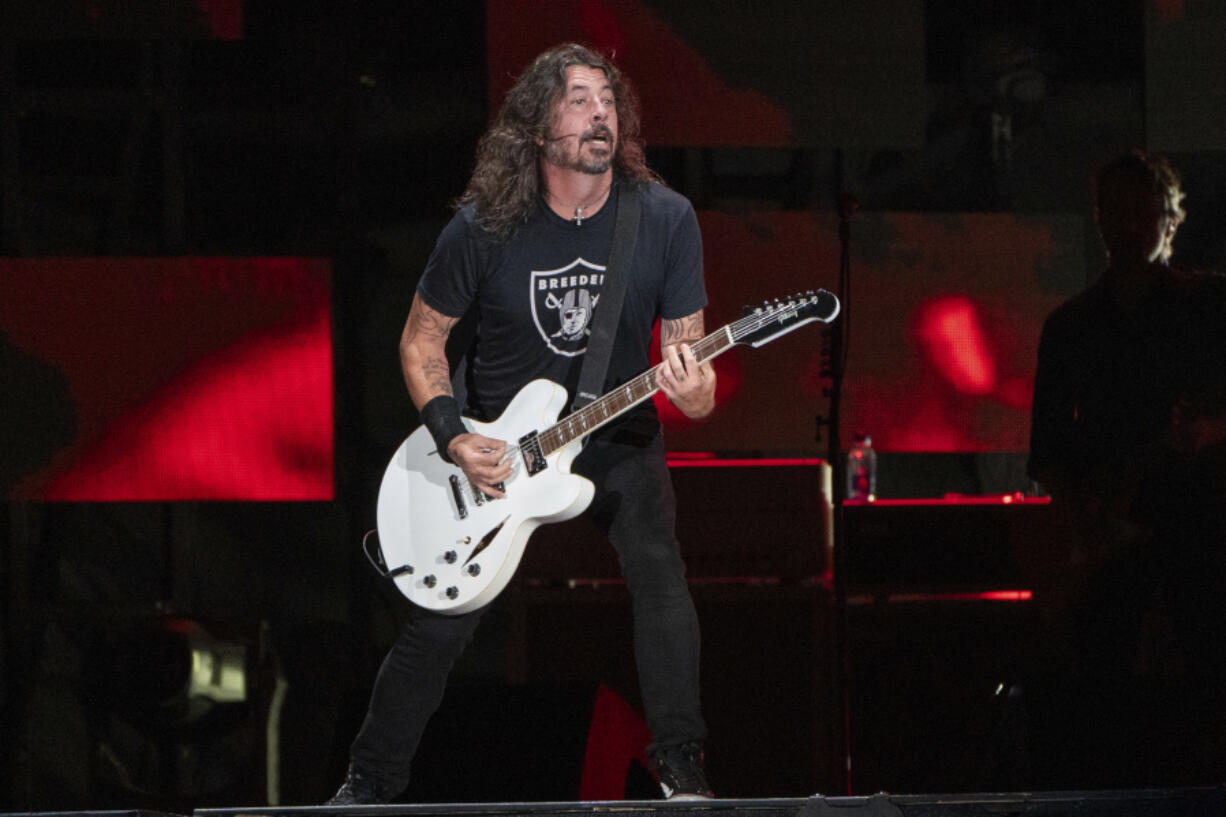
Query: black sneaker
324 764 395 805
649 741 713 800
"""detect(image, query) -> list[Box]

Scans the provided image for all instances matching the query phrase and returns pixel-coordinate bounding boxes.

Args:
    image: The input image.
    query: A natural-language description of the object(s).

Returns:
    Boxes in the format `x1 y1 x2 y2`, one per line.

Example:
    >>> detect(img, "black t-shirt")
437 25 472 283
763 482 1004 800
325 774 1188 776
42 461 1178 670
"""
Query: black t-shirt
417 181 707 425
1028 267 1226 489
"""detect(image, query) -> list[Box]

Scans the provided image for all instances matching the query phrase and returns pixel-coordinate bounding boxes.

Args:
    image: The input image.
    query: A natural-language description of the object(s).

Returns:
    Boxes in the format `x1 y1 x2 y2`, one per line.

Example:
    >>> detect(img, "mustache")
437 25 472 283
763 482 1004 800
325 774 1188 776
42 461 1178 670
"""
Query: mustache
582 124 614 143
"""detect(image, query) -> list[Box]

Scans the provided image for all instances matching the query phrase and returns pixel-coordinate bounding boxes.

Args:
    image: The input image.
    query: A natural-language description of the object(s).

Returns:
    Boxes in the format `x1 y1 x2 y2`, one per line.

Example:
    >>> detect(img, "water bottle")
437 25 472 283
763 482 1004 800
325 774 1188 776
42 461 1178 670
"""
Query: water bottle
846 433 877 501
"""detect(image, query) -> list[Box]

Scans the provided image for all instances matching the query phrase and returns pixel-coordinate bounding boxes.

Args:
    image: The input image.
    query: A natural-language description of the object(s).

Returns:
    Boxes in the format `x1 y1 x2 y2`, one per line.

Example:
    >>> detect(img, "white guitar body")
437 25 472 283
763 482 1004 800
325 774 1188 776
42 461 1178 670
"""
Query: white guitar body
372 289 840 614
376 379 593 615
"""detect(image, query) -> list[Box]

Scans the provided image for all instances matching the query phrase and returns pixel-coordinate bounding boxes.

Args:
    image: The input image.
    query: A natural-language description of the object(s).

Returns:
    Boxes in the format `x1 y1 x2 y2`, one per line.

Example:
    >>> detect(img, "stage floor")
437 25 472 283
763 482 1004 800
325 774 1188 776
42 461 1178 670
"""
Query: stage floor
14 787 1218 817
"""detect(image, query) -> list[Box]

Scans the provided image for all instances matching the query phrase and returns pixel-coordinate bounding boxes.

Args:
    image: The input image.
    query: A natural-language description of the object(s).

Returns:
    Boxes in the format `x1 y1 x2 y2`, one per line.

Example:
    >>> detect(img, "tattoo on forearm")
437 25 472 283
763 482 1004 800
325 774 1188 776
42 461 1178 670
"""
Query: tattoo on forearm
403 298 459 399
407 298 459 340
661 311 705 347
422 356 452 397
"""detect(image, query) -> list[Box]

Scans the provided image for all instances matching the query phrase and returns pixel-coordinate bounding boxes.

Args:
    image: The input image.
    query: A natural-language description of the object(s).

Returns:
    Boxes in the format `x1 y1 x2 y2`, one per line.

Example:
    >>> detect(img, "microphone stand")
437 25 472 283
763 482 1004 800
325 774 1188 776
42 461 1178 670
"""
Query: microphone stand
818 191 857 794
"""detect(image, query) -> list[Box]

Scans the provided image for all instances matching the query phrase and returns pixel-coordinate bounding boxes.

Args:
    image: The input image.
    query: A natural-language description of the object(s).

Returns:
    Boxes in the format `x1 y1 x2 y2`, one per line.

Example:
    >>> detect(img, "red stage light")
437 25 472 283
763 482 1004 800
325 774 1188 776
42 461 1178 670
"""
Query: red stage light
1 258 334 501
915 294 997 395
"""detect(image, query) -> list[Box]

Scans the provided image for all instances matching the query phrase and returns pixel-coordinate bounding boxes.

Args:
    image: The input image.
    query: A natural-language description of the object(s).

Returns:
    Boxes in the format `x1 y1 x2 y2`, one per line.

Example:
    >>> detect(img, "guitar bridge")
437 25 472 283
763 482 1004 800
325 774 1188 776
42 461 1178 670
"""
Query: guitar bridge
518 431 547 476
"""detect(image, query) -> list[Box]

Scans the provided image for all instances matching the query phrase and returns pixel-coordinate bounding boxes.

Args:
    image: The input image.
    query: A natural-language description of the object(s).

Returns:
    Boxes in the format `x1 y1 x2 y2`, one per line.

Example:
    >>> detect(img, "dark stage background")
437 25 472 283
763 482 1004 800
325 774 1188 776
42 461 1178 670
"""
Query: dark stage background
4 0 1226 811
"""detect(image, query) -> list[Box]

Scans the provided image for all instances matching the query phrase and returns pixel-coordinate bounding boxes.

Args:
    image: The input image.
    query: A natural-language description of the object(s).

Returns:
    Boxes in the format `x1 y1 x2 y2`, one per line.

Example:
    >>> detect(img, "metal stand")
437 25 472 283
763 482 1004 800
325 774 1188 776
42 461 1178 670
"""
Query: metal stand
817 190 857 794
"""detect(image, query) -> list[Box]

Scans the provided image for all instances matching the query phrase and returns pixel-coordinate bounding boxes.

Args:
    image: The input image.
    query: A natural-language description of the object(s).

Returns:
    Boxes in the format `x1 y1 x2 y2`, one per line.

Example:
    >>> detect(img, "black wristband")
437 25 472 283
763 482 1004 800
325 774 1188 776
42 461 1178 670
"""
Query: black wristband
420 395 468 464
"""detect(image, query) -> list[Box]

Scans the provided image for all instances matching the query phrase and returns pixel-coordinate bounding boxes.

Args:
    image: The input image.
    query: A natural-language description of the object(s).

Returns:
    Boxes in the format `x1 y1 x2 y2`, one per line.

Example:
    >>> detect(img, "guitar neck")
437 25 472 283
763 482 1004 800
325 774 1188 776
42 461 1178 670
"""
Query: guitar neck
538 326 733 457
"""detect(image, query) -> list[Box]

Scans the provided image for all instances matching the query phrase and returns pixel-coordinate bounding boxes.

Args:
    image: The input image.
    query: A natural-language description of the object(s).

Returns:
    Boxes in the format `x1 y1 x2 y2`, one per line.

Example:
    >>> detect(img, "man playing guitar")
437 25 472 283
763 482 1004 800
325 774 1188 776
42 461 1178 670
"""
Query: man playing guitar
328 42 717 804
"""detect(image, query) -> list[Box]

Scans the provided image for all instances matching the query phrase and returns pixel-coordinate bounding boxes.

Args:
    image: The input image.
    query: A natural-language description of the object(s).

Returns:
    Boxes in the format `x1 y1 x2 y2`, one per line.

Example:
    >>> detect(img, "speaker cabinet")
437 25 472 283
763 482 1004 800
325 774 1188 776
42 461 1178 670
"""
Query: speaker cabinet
518 458 833 583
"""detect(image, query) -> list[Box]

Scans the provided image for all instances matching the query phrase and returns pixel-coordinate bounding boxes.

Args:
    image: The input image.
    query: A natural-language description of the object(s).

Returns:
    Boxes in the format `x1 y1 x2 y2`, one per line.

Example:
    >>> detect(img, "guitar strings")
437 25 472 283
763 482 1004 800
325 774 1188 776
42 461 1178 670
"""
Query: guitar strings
473 294 820 489
539 295 815 457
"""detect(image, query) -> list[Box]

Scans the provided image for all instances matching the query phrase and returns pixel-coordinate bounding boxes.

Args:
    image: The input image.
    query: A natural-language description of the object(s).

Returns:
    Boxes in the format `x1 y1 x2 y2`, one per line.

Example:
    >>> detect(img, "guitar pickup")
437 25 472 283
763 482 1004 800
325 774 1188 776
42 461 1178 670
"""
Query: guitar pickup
518 431 547 476
473 482 504 505
470 478 505 502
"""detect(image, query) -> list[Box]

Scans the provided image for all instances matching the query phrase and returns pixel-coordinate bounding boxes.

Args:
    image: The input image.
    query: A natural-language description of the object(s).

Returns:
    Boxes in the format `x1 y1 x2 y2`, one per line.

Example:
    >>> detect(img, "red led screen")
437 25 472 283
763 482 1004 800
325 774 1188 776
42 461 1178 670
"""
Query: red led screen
0 258 333 501
652 211 1083 454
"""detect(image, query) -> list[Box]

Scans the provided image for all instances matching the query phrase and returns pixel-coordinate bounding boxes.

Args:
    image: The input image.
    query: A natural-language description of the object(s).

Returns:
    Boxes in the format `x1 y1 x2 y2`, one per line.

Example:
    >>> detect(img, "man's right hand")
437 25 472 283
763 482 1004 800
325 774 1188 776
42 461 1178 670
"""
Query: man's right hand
446 432 513 498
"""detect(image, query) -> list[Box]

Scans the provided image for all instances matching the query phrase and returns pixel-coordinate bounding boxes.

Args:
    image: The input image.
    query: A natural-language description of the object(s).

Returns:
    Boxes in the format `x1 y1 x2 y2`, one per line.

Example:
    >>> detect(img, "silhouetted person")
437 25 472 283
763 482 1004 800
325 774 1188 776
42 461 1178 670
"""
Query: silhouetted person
1029 150 1226 786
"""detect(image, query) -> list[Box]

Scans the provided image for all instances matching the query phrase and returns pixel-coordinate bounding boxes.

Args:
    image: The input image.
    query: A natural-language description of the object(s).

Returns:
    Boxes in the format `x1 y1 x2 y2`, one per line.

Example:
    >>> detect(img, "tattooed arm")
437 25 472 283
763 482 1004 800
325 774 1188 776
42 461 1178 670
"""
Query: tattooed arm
399 293 461 409
656 308 717 420
400 293 511 495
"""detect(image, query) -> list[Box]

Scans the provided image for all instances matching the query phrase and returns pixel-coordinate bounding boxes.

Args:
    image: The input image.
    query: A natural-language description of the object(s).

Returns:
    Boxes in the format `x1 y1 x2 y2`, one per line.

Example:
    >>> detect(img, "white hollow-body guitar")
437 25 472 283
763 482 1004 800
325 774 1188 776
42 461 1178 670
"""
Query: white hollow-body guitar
372 290 840 614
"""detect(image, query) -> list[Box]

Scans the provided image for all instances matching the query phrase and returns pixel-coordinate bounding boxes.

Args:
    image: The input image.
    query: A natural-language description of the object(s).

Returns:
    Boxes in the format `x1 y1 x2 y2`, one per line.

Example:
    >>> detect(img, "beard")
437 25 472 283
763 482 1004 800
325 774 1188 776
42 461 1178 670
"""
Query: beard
543 125 615 174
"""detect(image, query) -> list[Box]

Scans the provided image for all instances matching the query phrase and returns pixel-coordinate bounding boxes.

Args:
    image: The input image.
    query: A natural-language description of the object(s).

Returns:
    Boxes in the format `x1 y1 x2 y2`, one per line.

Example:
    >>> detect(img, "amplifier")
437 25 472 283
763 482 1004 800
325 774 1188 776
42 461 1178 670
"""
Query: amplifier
842 496 1056 591
516 457 833 583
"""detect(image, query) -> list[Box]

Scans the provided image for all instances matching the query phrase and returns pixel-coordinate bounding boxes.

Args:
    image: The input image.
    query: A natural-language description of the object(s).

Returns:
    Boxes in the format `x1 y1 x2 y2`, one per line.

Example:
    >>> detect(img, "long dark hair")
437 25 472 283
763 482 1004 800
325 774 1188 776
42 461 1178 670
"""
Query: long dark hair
457 43 659 239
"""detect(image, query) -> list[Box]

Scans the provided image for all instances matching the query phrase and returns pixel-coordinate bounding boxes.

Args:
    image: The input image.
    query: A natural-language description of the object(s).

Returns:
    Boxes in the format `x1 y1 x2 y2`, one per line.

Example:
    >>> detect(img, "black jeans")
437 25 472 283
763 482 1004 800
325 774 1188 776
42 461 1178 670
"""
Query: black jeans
349 429 706 794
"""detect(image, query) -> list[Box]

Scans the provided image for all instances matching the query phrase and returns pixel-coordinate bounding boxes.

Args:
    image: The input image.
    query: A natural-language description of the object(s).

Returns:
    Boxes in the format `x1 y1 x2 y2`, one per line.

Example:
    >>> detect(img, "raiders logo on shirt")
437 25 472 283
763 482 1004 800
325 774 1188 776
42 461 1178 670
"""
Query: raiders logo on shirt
530 257 606 356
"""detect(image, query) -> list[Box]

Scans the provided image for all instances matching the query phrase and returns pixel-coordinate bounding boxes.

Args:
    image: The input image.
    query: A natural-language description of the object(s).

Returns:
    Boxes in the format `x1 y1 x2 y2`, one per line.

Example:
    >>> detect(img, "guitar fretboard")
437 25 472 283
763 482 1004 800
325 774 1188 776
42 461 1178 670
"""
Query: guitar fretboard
538 328 730 457
537 298 820 457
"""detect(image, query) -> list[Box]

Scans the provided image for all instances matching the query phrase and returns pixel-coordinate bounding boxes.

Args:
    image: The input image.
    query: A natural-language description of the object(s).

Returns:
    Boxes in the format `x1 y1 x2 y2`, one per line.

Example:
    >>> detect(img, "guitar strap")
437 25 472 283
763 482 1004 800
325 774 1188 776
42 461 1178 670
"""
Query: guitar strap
449 182 642 414
571 181 640 411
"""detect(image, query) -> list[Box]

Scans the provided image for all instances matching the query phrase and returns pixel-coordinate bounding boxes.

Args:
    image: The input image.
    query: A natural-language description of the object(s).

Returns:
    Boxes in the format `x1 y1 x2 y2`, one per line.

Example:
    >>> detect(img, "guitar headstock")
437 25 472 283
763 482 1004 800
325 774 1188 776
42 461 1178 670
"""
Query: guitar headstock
734 289 840 348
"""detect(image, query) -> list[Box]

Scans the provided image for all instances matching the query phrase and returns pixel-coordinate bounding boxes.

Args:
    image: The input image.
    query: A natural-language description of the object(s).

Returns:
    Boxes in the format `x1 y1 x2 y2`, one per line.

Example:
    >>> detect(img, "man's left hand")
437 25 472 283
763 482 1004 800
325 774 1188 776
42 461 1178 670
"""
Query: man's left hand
656 343 716 419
